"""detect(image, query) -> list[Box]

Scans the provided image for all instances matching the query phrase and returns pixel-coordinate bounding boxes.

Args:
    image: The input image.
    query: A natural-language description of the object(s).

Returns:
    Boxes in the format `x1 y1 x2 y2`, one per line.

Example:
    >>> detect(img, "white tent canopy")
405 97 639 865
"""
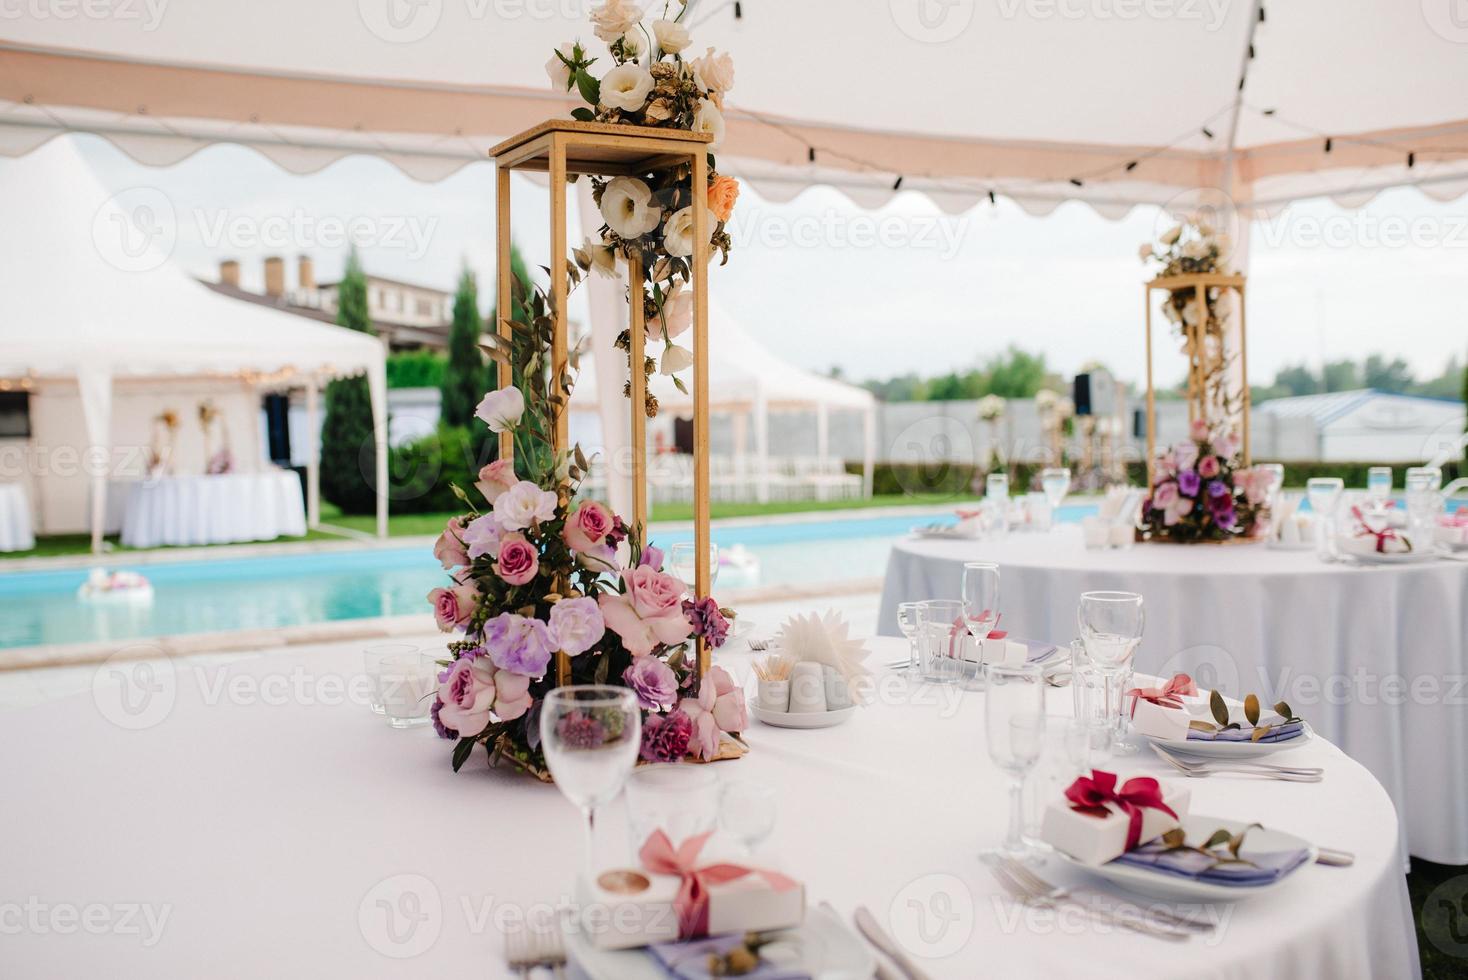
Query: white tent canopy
2 2 1467 217
0 137 389 549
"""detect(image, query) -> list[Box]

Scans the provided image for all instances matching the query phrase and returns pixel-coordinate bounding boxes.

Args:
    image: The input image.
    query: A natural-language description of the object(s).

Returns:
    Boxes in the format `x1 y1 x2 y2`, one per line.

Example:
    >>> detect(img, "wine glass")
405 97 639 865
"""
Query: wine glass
1077 591 1144 756
986 472 1010 501
1366 466 1393 504
983 662 1045 861
669 542 720 592
960 562 1001 689
1306 477 1345 559
719 780 778 857
539 686 641 877
1040 467 1071 519
895 601 923 670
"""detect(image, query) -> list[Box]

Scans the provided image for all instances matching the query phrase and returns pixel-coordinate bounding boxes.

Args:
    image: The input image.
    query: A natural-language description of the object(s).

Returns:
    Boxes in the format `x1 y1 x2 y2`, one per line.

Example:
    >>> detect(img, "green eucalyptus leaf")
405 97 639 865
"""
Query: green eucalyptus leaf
1209 689 1229 727
1251 725 1270 742
1189 719 1218 732
575 69 601 106
451 737 477 772
1203 829 1233 849
1244 693 1260 727
1161 828 1188 849
1274 700 1294 720
570 107 596 122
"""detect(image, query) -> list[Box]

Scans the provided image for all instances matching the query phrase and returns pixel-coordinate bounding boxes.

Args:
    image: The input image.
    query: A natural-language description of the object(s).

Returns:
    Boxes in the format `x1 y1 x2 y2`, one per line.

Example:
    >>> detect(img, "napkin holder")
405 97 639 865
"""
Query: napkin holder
576 863 806 951
1039 776 1190 866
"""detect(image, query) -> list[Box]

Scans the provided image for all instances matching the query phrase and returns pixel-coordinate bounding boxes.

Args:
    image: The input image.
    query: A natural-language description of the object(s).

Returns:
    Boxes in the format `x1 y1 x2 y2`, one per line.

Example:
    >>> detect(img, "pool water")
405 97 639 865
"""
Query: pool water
0 505 1097 650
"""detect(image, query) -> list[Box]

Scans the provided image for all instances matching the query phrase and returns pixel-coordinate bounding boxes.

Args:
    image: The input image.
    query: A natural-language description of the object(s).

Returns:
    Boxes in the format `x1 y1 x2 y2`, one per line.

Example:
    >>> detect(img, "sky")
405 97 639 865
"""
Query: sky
61 133 1468 393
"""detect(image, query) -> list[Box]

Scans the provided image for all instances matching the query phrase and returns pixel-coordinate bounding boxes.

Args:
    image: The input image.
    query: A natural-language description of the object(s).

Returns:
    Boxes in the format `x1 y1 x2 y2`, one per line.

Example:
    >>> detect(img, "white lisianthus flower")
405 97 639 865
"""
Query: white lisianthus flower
690 47 735 94
1180 238 1210 261
977 394 1006 421
1213 232 1233 256
545 41 578 91
652 19 690 54
661 206 696 257
590 0 643 42
600 177 662 239
493 481 559 532
691 100 725 150
650 286 693 339
579 237 619 278
660 343 694 375
600 64 654 112
1160 224 1183 246
474 386 525 433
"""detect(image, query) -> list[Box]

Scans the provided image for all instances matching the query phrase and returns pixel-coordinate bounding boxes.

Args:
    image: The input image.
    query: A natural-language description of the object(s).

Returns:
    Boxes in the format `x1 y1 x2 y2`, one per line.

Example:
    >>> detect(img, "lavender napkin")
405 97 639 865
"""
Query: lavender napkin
1186 720 1305 743
1114 840 1311 886
648 935 810 980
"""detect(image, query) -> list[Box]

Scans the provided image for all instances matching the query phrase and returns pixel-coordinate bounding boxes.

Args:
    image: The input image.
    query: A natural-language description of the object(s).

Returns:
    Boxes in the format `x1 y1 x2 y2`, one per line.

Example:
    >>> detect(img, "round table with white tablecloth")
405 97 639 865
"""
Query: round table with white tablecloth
0 482 36 552
879 524 1468 864
0 637 1420 979
119 470 307 548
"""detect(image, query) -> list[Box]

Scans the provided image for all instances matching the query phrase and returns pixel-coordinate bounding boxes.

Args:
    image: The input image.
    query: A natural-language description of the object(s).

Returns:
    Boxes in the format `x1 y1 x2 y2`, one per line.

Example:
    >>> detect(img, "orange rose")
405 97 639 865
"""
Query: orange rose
707 175 739 223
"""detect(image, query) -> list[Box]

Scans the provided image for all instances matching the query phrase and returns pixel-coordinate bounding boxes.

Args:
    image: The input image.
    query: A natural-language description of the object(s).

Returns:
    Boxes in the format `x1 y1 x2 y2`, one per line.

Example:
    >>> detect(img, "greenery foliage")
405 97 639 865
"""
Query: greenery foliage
439 268 485 428
319 249 380 515
386 350 447 389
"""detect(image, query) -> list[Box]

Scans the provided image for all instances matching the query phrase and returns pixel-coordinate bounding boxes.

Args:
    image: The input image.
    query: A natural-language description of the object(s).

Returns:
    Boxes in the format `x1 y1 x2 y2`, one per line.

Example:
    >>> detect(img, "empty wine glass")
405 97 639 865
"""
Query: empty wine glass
1366 466 1393 504
1040 467 1071 519
986 472 1010 501
983 662 1046 861
540 686 641 877
719 780 778 857
669 542 720 593
1306 477 1345 559
1077 591 1144 756
896 601 923 670
960 562 1001 689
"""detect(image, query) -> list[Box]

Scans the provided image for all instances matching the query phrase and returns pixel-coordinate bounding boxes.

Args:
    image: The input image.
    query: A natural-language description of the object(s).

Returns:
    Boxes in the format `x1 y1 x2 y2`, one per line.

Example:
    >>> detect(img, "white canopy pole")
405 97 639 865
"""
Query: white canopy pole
77 361 112 553
304 378 320 528
576 181 634 518
366 356 388 539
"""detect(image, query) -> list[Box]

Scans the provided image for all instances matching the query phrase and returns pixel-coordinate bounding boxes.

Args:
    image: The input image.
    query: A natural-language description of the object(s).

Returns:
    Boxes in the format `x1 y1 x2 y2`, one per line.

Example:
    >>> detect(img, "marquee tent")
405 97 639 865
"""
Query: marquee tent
0 138 388 550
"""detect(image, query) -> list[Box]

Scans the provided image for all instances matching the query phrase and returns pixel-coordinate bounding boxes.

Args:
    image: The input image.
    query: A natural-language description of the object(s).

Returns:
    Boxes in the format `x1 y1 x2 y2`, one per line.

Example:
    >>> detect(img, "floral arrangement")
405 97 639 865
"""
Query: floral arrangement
1139 419 1271 543
547 0 738 413
148 408 179 476
427 270 744 776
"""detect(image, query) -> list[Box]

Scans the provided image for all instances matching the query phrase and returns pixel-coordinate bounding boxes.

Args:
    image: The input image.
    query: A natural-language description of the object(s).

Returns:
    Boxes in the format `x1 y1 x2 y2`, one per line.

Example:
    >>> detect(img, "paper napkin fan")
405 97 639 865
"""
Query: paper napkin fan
775 611 872 687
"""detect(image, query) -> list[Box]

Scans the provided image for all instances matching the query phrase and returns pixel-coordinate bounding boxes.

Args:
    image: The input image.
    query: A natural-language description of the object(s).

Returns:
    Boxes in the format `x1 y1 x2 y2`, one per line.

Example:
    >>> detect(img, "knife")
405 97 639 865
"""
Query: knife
819 903 900 980
853 905 931 980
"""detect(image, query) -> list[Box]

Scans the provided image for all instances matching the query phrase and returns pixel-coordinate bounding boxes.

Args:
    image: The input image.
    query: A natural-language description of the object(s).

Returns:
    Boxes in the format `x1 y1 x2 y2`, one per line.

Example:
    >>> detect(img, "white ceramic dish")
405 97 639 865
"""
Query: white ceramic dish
1340 548 1437 565
1054 815 1316 903
565 904 875 980
911 525 979 540
750 698 857 729
1147 723 1313 760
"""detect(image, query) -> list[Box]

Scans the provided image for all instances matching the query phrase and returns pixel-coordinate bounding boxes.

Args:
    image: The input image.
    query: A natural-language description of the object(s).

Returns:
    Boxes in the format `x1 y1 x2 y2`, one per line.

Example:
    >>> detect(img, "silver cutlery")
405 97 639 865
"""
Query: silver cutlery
819 902 901 980
853 905 932 980
1316 847 1356 867
986 861 1189 941
1151 744 1324 780
503 921 566 978
1152 743 1325 775
998 858 1212 933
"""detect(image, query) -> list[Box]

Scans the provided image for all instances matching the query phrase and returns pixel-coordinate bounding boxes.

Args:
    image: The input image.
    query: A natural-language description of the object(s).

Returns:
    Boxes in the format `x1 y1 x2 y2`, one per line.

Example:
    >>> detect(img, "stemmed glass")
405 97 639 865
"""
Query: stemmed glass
1366 466 1393 504
983 663 1046 862
539 686 641 877
719 781 778 858
895 601 923 670
1306 477 1345 560
1077 591 1145 756
670 542 719 592
1040 468 1071 523
960 562 1001 689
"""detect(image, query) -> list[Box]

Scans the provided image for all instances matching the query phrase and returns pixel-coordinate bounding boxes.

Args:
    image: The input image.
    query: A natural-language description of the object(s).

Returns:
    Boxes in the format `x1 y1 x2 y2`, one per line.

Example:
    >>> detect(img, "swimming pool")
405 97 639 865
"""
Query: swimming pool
0 505 1097 650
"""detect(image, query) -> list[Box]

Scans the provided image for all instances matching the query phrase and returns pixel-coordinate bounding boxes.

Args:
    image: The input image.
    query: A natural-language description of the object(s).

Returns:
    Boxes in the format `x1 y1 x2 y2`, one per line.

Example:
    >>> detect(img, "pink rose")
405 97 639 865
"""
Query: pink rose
476 459 516 505
1153 480 1179 509
437 656 532 735
1189 419 1210 442
1163 495 1195 527
1198 455 1220 479
677 665 747 761
1215 432 1241 460
433 517 469 570
428 582 478 632
495 532 539 586
563 501 617 570
597 566 693 657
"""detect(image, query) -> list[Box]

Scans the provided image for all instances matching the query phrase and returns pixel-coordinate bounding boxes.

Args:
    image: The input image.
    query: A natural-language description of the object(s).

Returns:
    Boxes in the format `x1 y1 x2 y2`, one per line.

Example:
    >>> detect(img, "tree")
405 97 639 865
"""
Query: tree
1362 353 1414 393
319 249 380 514
440 267 484 428
979 346 1050 399
1321 359 1360 392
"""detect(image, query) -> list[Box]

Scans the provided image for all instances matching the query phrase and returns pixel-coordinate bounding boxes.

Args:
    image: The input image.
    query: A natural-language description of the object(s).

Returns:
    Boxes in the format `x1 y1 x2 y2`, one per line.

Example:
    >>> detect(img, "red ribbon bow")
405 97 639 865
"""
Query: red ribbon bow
1350 505 1407 553
637 830 797 940
1064 769 1178 852
1125 672 1197 717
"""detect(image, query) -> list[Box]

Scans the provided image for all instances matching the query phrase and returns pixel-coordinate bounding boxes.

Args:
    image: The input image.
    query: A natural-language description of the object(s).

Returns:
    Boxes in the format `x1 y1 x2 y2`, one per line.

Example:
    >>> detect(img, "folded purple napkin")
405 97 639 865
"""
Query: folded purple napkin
1114 840 1311 886
1186 720 1305 743
649 934 810 980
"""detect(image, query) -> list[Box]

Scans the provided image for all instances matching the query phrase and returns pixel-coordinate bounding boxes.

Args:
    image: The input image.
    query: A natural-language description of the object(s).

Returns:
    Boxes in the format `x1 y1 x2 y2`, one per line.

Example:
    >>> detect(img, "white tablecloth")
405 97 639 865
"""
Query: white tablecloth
119 471 307 548
0 638 1418 979
0 482 36 552
879 526 1468 864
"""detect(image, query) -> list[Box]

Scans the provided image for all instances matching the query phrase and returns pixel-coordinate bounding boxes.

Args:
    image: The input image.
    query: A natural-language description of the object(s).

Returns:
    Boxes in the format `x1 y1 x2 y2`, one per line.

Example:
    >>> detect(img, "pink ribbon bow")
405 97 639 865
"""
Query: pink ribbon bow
1350 505 1408 553
638 830 797 940
1064 769 1178 852
1125 672 1197 718
946 613 1003 658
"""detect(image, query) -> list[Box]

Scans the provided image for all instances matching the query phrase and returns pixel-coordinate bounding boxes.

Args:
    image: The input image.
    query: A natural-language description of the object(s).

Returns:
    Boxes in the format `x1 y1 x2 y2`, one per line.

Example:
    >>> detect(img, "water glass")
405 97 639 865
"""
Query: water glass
1023 719 1092 840
983 662 1046 860
1040 467 1071 515
540 686 642 876
916 599 965 684
1069 641 1113 762
625 764 721 858
669 542 720 592
959 562 1000 687
1366 466 1393 503
895 601 923 669
1306 477 1345 559
986 472 1010 501
377 651 439 728
363 642 419 714
719 780 778 857
1405 467 1443 538
1078 591 1144 756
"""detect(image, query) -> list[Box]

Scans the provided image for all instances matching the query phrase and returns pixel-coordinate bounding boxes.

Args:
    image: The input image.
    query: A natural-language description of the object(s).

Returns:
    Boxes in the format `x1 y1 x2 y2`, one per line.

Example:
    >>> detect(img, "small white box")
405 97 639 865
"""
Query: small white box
1039 775 1190 866
576 865 805 950
1129 698 1191 741
979 637 1028 667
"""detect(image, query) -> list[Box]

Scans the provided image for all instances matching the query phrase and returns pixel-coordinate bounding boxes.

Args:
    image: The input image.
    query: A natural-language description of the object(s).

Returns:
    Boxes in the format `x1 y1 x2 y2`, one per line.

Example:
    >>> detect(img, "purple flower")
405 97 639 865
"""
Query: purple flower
548 597 606 657
683 596 730 649
1213 504 1237 529
640 543 665 570
556 711 606 750
623 657 679 710
482 612 556 677
640 711 693 763
1207 479 1229 500
1177 469 1201 497
461 514 503 560
431 698 458 740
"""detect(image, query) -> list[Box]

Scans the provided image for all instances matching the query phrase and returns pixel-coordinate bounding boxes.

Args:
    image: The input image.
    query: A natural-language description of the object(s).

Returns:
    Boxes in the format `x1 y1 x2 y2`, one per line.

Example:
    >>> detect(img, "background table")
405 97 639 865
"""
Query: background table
0 637 1418 978
0 482 35 552
119 470 306 548
879 526 1468 864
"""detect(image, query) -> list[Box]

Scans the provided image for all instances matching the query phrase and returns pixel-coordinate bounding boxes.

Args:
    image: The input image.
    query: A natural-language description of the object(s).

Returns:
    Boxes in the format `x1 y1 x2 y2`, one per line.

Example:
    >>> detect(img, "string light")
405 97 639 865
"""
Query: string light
1324 137 1333 153
1202 127 1215 139
1408 152 1416 168
891 176 903 191
1125 160 1139 171
807 146 815 163
988 190 997 205
1068 177 1084 188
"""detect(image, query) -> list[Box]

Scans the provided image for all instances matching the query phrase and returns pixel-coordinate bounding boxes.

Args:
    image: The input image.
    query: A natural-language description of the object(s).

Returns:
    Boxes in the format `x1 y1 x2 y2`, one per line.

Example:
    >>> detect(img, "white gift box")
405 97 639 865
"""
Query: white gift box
979 637 1028 667
576 864 805 950
1039 776 1190 866
1438 524 1468 547
1128 698 1191 741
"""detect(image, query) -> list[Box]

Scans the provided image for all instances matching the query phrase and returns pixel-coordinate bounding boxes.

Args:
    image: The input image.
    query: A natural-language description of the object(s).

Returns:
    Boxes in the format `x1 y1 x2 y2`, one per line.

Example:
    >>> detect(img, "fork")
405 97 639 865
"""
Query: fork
504 922 567 978
1151 745 1323 782
1150 743 1324 776
986 861 1189 941
999 859 1213 933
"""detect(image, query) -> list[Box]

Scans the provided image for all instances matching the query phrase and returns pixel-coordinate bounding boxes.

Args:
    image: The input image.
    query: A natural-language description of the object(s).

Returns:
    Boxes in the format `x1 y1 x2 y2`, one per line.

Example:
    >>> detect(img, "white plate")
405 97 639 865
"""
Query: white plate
1147 723 1313 760
751 699 857 729
1341 548 1437 565
911 525 978 540
565 904 875 980
1054 815 1316 903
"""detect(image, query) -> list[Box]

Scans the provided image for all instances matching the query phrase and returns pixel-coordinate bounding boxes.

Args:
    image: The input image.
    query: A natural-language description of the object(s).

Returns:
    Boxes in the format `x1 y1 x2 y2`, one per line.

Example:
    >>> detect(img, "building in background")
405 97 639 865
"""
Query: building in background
1254 390 1466 463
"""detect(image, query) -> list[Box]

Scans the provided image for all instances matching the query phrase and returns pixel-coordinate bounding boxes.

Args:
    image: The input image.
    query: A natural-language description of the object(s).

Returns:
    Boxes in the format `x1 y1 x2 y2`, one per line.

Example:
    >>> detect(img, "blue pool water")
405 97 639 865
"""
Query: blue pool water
0 505 1097 650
